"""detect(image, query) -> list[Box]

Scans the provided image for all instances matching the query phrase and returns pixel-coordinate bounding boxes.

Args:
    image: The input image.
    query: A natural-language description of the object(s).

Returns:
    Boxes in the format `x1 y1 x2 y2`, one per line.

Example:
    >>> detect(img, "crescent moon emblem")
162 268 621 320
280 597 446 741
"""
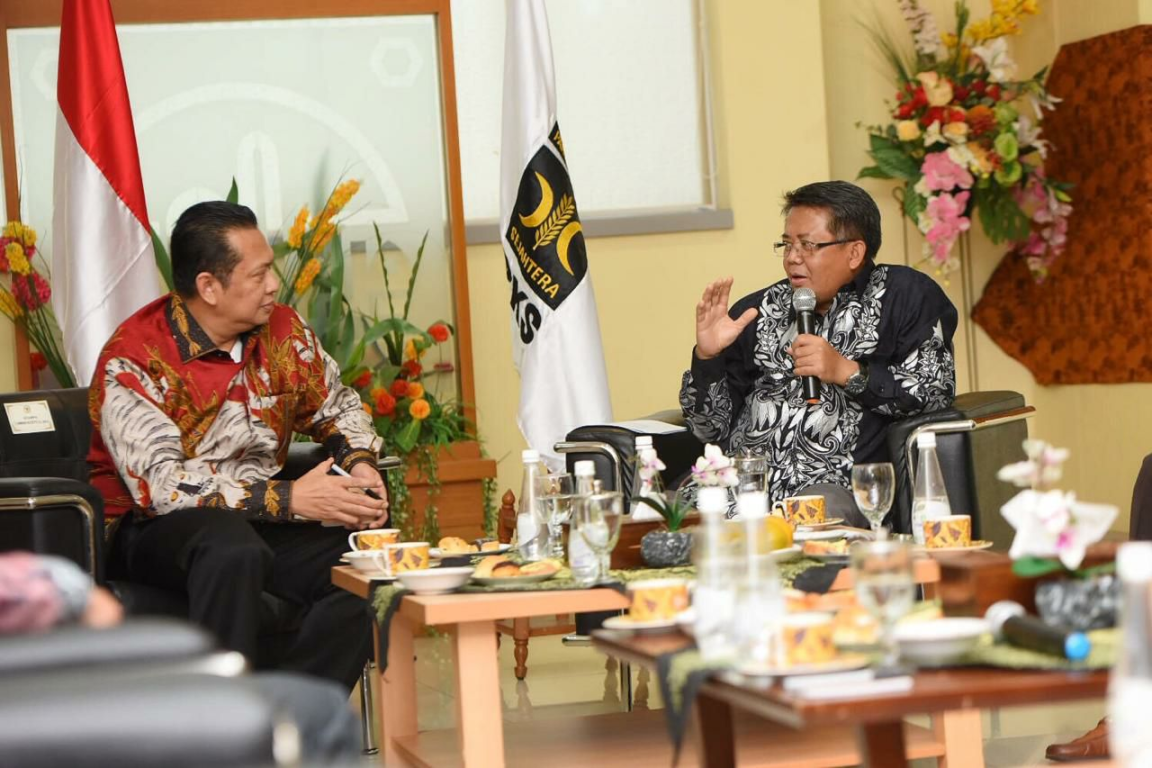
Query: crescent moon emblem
556 221 583 276
518 172 554 228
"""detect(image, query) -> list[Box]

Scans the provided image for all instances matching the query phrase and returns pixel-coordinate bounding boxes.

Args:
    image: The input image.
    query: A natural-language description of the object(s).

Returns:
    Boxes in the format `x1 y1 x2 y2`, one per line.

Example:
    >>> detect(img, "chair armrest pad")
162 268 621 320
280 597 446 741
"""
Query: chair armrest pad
0 618 214 678
0 476 100 504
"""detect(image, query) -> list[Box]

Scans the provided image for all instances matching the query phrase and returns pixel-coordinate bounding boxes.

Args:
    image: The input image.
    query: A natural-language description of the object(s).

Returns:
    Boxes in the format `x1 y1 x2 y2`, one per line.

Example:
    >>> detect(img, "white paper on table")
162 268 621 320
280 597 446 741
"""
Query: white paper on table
607 419 687 435
788 674 913 700
628 505 665 522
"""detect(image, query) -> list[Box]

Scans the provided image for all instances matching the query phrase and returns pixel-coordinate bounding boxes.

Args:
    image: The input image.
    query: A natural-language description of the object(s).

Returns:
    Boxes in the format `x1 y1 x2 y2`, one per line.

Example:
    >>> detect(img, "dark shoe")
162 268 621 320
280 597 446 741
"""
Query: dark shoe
1045 718 1109 762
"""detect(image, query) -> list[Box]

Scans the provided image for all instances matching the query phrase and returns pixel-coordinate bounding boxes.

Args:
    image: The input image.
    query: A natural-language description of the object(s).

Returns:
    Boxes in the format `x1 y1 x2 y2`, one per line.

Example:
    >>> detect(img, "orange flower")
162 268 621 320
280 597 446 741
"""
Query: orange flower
295 258 321 294
312 222 336 254
353 370 372 389
362 402 372 415
373 389 396 417
428 323 451 343
287 205 309 248
402 360 422 378
407 382 425 399
409 398 431 420
966 105 996 136
30 351 47 371
390 379 409 398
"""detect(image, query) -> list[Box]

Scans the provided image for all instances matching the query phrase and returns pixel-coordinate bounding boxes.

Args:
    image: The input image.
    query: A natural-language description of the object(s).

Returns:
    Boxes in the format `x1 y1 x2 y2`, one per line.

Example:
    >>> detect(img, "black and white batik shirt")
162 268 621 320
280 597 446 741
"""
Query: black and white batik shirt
679 262 958 503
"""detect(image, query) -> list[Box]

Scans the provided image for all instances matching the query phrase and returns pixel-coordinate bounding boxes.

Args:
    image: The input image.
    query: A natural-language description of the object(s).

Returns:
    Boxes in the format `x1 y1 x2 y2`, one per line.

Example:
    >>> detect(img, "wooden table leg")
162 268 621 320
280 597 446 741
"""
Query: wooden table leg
379 615 418 766
695 693 736 768
513 617 529 680
933 708 985 768
453 620 503 768
857 721 908 768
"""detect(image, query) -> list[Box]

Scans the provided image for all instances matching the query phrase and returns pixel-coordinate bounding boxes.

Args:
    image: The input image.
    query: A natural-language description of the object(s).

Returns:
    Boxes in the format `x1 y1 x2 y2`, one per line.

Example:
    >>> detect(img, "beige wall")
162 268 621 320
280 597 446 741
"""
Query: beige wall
821 0 1149 531
468 0 832 498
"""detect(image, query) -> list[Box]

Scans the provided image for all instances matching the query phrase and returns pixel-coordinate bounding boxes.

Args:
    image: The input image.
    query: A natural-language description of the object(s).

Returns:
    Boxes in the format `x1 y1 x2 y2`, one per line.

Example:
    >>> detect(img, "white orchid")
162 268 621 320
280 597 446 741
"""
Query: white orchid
1002 489 1117 570
1014 115 1050 158
997 439 1070 490
972 37 1018 83
637 452 666 483
922 120 947 148
691 444 738 488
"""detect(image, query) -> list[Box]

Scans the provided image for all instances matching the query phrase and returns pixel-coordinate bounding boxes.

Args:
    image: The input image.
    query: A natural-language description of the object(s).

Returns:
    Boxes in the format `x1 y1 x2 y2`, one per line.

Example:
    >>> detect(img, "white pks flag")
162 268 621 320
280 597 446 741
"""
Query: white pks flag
500 0 612 468
52 0 161 386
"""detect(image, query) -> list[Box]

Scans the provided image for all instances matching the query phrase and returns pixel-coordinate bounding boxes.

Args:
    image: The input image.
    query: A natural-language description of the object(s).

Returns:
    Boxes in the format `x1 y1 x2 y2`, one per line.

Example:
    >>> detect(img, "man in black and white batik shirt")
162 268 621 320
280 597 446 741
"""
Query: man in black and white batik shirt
680 181 957 525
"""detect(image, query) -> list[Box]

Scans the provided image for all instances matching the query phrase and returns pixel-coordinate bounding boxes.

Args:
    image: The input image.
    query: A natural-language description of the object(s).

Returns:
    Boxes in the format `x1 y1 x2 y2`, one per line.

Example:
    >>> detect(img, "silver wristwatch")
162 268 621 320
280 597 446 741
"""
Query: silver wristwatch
845 360 869 396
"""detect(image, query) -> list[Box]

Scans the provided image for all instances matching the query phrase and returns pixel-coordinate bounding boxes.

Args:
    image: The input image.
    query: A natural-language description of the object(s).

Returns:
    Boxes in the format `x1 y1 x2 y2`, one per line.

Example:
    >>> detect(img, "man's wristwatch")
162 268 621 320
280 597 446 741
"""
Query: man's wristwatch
844 360 869 396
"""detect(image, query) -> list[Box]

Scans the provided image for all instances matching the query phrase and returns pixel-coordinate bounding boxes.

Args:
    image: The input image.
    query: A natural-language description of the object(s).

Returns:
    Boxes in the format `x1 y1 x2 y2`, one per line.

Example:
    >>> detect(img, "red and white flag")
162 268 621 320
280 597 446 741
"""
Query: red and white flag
52 0 160 386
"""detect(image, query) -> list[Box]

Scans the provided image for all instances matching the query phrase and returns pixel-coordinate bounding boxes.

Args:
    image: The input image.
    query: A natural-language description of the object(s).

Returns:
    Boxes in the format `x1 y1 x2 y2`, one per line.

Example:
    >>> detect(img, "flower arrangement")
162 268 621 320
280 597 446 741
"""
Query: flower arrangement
860 0 1071 280
635 444 737 532
999 439 1117 575
0 222 75 387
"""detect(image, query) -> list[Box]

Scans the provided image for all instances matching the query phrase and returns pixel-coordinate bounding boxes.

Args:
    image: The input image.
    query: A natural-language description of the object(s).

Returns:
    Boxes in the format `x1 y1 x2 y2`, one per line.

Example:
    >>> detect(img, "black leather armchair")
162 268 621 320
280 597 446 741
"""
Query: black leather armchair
559 391 1034 545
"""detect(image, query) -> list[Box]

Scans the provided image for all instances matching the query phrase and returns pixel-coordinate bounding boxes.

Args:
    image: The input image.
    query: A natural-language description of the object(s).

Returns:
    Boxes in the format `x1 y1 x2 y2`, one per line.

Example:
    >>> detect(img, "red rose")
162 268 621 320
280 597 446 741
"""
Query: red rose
12 273 43 310
947 108 966 124
895 103 914 120
30 351 47 371
353 370 372 389
910 88 928 109
972 80 987 95
374 390 396 417
390 379 409 398
402 360 422 378
428 323 451 343
953 84 970 102
920 106 947 128
986 84 1001 101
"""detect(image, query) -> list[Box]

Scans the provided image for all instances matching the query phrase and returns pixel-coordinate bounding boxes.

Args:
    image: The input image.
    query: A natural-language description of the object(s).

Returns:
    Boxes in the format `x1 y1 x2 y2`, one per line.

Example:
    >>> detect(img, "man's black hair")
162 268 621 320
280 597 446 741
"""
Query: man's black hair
782 180 882 261
170 201 260 298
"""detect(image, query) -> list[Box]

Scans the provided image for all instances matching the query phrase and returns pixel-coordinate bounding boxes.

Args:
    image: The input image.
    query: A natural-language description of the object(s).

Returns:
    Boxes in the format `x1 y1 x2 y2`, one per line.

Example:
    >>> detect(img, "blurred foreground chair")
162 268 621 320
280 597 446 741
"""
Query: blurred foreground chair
0 387 401 755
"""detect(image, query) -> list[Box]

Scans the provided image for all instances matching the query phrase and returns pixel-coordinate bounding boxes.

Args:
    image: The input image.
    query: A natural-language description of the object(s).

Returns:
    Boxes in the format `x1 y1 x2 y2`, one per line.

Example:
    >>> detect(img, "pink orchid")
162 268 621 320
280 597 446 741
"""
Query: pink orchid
920 151 974 193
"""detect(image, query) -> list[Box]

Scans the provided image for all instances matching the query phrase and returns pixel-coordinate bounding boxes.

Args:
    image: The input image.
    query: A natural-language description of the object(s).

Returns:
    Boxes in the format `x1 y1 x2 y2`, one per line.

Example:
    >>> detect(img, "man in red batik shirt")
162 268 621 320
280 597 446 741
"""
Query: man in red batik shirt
89 201 388 691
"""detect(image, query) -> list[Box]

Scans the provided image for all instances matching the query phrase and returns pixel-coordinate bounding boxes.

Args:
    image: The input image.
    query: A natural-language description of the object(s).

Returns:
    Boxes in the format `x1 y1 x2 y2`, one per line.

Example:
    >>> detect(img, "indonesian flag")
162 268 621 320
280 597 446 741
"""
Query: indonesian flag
52 0 160 386
500 0 612 468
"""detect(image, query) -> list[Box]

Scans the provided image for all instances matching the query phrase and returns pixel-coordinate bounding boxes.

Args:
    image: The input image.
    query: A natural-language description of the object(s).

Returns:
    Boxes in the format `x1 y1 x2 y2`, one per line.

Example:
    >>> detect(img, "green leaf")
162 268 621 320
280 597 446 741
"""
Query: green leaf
395 419 421 453
869 132 903 155
903 186 927 223
1011 557 1065 579
870 147 920 181
226 178 239 205
150 229 174 291
402 231 430 321
857 165 895 181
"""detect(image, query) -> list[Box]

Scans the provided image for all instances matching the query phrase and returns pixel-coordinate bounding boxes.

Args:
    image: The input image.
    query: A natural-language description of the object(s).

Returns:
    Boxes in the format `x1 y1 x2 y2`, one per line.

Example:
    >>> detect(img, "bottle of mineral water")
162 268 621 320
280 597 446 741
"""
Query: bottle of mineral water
693 487 736 660
569 460 599 585
911 431 951 545
629 435 659 518
1110 542 1152 764
517 449 547 561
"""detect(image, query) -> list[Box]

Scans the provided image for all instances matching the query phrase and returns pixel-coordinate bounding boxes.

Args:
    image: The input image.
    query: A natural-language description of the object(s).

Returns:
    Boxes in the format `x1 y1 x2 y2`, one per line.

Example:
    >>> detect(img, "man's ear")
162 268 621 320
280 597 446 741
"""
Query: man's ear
195 273 219 307
848 240 867 271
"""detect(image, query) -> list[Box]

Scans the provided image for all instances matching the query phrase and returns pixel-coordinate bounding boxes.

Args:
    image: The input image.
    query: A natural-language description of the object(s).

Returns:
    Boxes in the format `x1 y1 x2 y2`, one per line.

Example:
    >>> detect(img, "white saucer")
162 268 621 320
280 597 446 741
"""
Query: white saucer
769 545 802 563
917 540 994 554
794 528 870 542
796 518 845 531
431 543 512 558
734 654 870 677
602 614 684 634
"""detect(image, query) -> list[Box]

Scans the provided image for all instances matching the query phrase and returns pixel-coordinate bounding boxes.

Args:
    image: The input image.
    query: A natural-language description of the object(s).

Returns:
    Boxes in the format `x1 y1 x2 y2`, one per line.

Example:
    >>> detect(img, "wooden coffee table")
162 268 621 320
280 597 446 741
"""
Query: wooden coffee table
593 631 1108 768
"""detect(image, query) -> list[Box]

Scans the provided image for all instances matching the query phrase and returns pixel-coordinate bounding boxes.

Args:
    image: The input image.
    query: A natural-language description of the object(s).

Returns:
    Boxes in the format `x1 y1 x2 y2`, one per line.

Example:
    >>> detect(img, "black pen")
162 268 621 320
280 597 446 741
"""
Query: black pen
328 463 384 501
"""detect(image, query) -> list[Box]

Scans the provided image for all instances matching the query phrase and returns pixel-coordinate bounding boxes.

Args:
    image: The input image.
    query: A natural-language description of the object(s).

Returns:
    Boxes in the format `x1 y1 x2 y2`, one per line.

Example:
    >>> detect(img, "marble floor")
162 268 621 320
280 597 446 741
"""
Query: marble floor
353 631 1107 767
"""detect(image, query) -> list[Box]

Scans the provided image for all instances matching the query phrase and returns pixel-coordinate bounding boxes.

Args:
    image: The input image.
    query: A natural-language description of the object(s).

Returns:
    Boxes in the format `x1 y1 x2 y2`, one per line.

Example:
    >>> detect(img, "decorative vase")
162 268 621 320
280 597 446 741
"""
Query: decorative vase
1034 573 1120 631
640 529 692 568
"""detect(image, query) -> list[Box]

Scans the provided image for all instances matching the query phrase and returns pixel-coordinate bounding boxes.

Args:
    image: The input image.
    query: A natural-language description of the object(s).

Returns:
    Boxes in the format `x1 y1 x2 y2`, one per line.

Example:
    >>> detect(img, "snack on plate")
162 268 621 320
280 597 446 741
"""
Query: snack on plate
480 540 504 552
473 555 511 578
784 588 857 614
437 536 478 554
491 561 522 577
520 560 560 576
802 539 850 556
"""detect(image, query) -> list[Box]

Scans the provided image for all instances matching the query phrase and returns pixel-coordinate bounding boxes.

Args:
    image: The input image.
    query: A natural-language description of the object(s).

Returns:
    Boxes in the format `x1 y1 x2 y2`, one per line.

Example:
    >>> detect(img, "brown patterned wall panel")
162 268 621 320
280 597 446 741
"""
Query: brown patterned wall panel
972 25 1152 384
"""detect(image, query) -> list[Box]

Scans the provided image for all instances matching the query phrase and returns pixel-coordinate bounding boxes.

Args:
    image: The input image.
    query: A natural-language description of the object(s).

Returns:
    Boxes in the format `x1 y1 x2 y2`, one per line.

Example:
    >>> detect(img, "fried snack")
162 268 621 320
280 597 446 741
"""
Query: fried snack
520 560 560 576
474 555 511 578
802 539 849 556
438 536 475 554
491 561 522 577
480 540 503 552
784 588 858 614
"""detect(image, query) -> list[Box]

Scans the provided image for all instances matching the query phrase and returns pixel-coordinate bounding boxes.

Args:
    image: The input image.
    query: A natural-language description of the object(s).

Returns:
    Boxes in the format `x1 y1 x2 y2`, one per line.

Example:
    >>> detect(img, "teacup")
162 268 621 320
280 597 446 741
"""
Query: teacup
923 515 972 549
348 528 401 551
627 578 690 622
771 495 826 527
780 612 836 667
380 541 431 575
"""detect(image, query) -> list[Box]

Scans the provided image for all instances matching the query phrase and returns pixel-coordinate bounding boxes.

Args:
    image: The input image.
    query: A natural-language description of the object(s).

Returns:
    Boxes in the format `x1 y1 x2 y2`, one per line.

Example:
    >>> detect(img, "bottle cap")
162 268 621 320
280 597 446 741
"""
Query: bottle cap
1118 542 1152 583
574 460 596 477
522 449 540 463
1064 632 1091 662
696 487 728 514
917 431 937 449
635 435 653 449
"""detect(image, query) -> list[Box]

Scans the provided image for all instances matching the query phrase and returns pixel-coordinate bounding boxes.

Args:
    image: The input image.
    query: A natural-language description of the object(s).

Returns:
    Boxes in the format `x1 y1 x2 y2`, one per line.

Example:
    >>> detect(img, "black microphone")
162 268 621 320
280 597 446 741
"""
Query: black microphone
792 287 820 404
985 600 1091 661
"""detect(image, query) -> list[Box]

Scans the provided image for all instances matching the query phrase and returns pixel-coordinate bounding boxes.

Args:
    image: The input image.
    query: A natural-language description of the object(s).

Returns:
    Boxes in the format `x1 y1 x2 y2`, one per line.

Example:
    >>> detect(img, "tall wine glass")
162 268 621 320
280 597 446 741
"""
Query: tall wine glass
538 473 576 560
851 537 915 670
851 462 895 535
575 490 624 583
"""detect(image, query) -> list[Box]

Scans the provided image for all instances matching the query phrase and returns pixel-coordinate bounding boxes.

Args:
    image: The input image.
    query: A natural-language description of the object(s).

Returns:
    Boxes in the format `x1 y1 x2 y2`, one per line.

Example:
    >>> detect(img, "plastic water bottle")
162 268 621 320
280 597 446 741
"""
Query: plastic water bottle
629 435 656 515
1110 542 1152 763
569 460 599 585
693 487 736 660
517 449 547 562
911 431 951 545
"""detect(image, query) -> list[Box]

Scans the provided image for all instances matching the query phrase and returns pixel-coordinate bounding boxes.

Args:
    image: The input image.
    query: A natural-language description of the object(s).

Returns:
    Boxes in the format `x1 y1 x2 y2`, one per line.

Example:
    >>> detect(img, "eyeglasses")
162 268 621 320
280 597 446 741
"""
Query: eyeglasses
772 239 857 258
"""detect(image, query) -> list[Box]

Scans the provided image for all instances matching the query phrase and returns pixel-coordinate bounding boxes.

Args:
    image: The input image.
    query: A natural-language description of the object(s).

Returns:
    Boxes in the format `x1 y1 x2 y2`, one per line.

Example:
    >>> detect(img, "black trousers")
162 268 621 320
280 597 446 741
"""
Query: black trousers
111 508 371 692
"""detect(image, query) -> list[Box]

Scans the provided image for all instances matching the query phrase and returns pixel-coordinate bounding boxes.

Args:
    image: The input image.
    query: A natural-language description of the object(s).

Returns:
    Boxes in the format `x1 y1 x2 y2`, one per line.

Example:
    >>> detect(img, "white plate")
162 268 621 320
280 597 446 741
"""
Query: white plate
675 608 696 637
471 571 556 587
431 543 512 558
895 618 990 664
917 540 994 554
396 567 474 595
796 518 845 531
602 614 684 634
803 552 851 564
734 654 870 678
769 545 802 563
793 528 871 542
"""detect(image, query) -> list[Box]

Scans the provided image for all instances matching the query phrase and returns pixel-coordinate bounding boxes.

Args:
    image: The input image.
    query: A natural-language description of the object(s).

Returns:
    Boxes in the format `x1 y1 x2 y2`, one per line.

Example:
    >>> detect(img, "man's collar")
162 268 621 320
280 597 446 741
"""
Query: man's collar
166 294 258 363
842 259 875 297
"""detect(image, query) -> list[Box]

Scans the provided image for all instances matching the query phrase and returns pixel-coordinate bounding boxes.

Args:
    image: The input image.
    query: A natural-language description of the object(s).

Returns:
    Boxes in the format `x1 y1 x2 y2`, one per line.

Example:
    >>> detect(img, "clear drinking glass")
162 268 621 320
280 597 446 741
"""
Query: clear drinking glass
851 537 915 670
538 473 576 560
575 490 624 583
732 455 769 496
851 462 896 535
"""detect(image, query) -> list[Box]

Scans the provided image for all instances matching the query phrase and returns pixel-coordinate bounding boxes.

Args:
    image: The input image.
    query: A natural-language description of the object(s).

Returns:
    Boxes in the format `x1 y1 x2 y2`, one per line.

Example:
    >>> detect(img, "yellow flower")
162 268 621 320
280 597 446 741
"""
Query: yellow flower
966 143 995 176
916 71 953 107
0 288 21 318
5 242 29 275
942 122 969 143
287 206 309 249
407 382 425 399
312 222 336 254
294 257 321 294
324 179 361 220
896 120 922 142
408 398 431 420
404 338 428 361
3 221 36 247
